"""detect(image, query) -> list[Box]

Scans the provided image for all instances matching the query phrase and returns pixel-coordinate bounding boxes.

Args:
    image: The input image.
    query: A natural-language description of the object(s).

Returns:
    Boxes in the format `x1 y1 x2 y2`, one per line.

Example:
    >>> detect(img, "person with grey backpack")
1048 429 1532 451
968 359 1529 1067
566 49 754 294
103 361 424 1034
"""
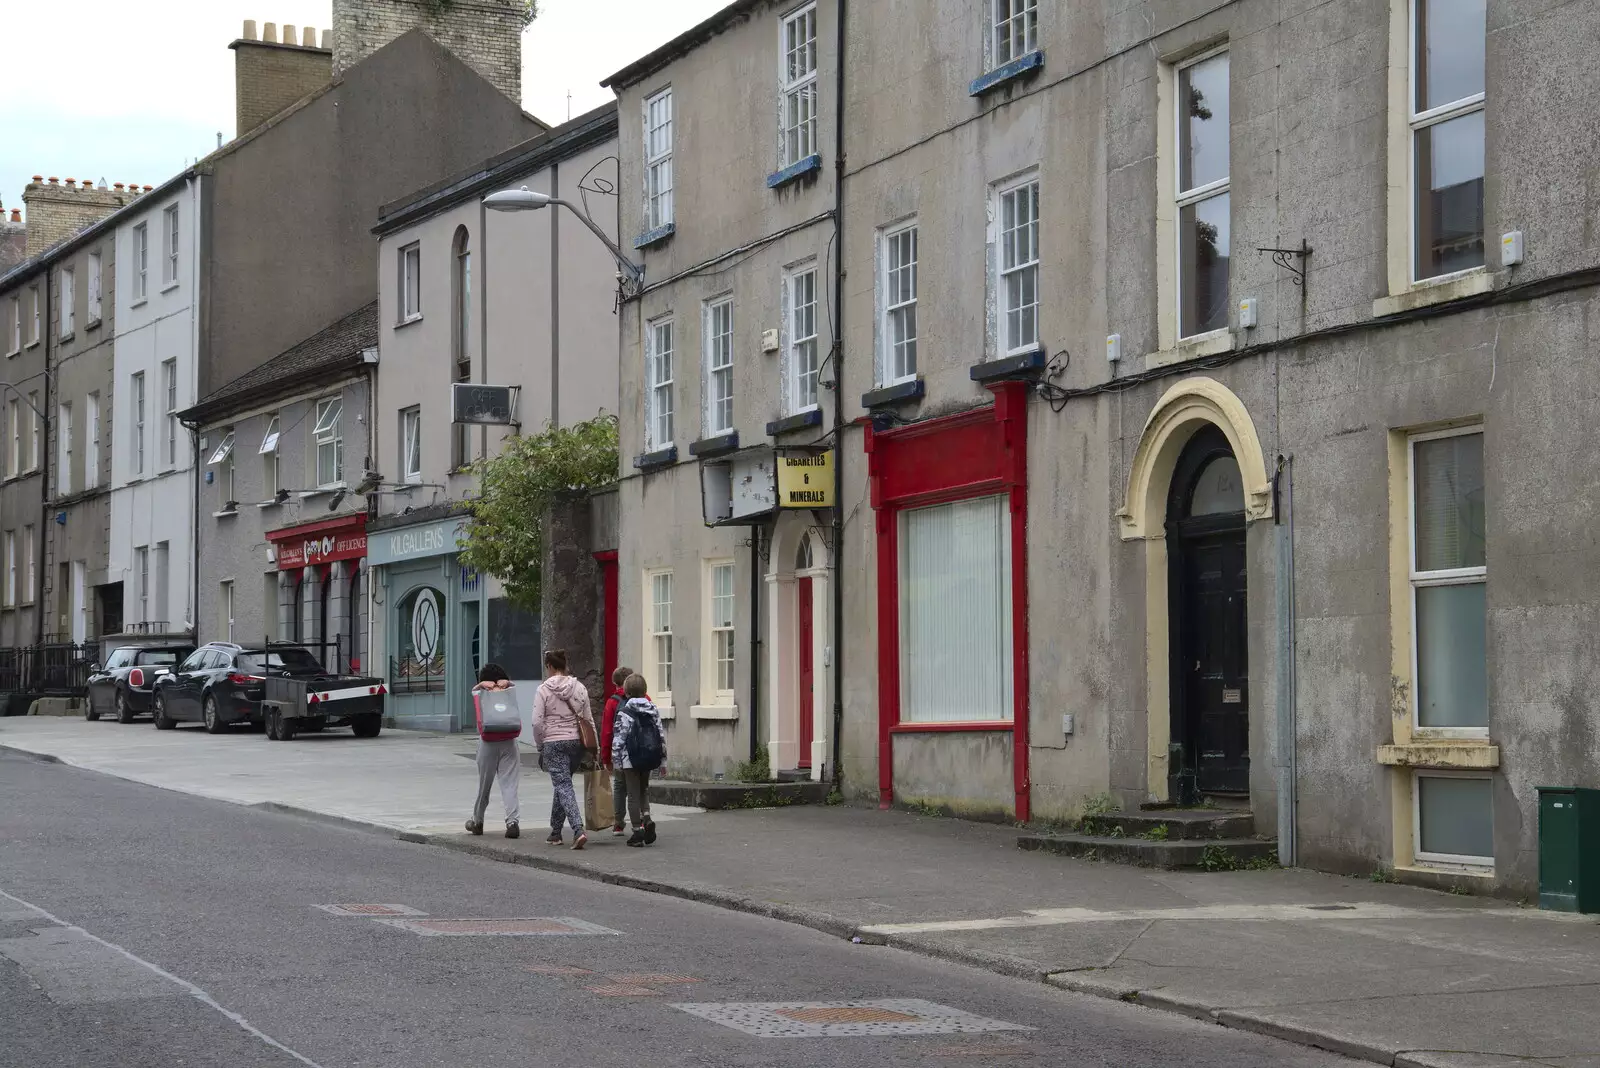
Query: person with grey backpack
611 673 667 847
466 663 522 839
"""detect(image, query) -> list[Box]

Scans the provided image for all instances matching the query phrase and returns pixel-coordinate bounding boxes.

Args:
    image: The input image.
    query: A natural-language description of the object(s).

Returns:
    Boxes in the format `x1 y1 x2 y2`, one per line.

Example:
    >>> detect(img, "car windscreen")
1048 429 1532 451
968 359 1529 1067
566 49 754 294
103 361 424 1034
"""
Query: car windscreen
238 648 325 674
136 650 185 666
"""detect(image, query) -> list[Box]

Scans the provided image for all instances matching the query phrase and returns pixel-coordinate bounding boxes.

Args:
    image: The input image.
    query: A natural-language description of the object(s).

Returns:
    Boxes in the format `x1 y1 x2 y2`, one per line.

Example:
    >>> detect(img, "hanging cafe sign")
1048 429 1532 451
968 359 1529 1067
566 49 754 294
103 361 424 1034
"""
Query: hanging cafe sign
777 450 834 508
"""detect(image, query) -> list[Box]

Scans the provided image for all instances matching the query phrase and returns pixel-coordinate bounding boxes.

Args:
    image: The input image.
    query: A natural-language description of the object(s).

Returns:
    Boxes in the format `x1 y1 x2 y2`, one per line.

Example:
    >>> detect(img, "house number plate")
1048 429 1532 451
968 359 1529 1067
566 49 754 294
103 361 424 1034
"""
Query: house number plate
1222 688 1242 704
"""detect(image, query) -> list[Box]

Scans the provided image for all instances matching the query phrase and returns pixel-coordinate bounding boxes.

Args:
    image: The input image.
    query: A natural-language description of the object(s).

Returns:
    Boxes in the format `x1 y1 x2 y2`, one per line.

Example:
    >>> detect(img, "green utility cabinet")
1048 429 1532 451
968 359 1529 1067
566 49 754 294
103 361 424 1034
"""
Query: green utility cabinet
1537 786 1600 913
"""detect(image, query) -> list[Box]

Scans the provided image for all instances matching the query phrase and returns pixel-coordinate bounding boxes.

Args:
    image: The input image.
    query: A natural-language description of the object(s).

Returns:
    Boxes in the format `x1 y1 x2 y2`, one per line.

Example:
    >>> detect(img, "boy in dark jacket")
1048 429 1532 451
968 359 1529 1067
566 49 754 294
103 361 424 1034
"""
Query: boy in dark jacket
600 666 631 836
612 673 666 847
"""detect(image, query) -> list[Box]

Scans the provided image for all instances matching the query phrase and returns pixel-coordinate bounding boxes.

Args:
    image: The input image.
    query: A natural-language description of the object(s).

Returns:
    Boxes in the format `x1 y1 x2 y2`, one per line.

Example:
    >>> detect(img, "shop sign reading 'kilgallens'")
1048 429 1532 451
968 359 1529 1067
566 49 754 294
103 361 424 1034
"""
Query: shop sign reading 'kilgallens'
778 451 834 508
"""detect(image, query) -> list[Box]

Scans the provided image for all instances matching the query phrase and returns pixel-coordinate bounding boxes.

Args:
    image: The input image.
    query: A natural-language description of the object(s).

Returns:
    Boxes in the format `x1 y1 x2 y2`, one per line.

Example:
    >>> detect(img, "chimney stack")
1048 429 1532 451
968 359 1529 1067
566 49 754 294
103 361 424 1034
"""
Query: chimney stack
230 17 333 139
0 205 26 274
19 175 141 256
331 0 526 104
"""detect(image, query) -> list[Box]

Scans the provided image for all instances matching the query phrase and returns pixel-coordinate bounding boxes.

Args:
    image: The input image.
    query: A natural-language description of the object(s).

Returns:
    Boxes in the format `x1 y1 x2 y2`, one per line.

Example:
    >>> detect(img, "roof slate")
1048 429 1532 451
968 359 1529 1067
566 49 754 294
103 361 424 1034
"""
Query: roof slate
184 300 377 422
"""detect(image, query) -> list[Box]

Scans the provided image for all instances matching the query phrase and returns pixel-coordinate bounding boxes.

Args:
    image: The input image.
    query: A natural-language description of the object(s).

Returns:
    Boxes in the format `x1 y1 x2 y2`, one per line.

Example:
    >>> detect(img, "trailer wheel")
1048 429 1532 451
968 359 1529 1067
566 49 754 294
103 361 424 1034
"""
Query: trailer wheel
352 714 382 739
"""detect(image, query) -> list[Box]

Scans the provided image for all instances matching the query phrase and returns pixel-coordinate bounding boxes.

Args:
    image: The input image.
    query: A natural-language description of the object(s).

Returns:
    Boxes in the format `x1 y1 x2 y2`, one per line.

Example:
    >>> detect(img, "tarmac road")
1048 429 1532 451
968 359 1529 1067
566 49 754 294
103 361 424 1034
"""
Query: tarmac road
0 750 1356 1067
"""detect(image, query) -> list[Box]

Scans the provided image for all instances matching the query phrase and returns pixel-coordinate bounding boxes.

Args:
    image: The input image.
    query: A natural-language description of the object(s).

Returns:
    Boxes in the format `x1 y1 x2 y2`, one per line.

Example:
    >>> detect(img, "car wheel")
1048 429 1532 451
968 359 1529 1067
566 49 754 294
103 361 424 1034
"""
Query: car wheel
115 690 134 724
352 714 382 739
153 695 175 730
280 715 298 741
265 710 281 741
203 694 227 735
85 696 100 721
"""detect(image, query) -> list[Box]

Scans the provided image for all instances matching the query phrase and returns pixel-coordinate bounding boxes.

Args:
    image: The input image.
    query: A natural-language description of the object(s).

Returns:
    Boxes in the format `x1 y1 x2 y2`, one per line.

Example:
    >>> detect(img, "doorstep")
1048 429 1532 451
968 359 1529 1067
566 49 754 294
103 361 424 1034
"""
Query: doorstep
650 779 831 809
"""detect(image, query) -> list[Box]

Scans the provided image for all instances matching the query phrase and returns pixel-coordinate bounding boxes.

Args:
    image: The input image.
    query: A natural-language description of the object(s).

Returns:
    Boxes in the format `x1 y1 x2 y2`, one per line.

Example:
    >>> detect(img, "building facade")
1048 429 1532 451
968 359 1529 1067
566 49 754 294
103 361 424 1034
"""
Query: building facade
607 0 843 781
606 0 1600 896
369 104 622 730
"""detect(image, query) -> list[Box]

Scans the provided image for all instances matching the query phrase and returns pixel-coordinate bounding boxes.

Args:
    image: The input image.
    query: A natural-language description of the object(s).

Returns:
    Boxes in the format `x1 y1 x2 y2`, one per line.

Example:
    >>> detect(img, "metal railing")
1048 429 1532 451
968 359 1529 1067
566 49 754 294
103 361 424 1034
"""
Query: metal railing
389 653 447 694
0 643 98 695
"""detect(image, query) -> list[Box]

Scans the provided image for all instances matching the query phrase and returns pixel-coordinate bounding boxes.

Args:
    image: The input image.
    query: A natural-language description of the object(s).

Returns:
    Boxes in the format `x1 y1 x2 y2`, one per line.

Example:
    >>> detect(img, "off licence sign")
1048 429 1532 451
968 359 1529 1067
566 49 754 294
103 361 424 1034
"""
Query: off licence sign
275 530 368 569
778 451 833 508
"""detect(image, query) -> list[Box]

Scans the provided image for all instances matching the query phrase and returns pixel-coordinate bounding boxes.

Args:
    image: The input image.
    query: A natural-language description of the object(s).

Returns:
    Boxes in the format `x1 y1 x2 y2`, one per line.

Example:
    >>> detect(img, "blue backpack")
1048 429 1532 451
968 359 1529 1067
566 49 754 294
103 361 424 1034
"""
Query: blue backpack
625 707 665 772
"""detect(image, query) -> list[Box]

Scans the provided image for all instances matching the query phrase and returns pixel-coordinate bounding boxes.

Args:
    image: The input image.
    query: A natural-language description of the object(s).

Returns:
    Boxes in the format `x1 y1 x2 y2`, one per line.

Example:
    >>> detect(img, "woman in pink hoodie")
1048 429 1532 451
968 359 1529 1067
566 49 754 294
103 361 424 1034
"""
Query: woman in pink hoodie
531 649 597 849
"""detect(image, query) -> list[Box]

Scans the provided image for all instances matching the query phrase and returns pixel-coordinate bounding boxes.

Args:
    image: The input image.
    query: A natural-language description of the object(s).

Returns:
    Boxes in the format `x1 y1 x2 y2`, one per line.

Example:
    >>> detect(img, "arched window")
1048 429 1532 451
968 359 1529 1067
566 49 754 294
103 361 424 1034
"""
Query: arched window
452 227 472 468
396 586 447 692
795 534 813 572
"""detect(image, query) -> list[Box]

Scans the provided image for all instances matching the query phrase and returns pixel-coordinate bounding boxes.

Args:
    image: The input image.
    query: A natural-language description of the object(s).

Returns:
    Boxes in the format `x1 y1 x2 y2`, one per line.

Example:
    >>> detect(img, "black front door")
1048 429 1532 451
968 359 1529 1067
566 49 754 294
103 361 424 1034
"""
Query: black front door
1168 426 1250 798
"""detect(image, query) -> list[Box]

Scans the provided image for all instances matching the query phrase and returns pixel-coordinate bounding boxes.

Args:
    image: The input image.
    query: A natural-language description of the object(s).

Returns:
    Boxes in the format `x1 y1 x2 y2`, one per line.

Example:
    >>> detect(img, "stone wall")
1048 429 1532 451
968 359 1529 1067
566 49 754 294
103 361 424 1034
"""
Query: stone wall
332 0 524 104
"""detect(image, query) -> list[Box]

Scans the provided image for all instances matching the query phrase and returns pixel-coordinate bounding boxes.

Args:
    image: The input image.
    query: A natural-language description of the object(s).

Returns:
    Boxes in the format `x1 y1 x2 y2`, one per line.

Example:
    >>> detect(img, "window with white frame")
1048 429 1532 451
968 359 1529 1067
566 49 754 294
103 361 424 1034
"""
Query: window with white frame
28 286 40 345
648 569 674 698
6 399 17 476
21 526 32 604
708 561 735 696
134 545 149 621
220 580 235 642
400 243 421 321
88 251 102 322
645 88 674 230
131 372 145 475
401 406 422 483
703 298 733 435
1410 428 1486 731
899 495 1013 723
780 3 819 167
1177 49 1231 339
132 224 149 302
7 297 19 354
880 222 918 384
2 531 13 605
57 402 71 496
207 430 236 507
990 0 1038 67
153 543 169 624
27 392 39 472
785 264 819 412
994 176 1039 357
645 316 675 449
1414 771 1493 867
84 393 99 489
260 415 281 496
1411 0 1485 281
313 397 344 487
60 268 75 337
163 204 180 286
162 359 178 466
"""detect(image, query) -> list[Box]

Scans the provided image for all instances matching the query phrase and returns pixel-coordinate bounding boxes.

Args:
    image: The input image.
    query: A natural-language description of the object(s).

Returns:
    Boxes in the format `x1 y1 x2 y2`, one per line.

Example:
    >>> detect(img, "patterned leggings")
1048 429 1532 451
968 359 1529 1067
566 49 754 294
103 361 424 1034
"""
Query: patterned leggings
544 740 587 837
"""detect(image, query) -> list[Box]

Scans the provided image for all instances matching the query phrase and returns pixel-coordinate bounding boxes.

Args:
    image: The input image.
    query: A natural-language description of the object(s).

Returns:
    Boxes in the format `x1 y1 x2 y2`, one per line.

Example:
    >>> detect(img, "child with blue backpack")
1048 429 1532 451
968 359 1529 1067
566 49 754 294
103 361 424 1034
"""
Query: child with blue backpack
611 673 666 847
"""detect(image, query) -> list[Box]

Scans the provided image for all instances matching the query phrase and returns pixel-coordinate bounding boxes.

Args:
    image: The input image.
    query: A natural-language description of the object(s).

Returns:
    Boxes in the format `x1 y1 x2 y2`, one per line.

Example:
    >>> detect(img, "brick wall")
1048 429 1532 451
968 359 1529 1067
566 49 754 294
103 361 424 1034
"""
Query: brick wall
0 213 24 272
332 0 524 104
232 38 333 135
20 180 141 255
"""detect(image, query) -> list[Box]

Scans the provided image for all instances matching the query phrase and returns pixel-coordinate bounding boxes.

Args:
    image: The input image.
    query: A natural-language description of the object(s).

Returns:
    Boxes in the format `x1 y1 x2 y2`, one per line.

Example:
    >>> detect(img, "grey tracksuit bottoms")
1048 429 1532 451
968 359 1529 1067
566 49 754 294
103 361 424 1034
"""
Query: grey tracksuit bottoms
472 738 521 825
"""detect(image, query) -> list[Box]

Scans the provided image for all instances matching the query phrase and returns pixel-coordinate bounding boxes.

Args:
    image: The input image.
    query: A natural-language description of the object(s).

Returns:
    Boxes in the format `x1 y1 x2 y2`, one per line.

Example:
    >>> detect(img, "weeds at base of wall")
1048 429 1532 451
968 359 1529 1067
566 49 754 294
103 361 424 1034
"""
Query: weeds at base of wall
1137 823 1170 842
729 748 771 785
825 789 843 806
720 790 796 810
1199 844 1278 872
1369 867 1398 883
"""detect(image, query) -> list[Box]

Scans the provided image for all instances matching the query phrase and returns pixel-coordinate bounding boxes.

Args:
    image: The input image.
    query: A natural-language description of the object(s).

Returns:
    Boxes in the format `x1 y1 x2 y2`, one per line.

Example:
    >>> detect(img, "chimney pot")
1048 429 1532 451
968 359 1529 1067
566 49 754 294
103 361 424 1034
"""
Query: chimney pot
113 183 124 191
142 185 152 192
31 175 42 183
263 21 277 43
243 19 257 40
65 178 77 188
48 177 59 185
320 28 330 49
9 210 19 223
283 24 296 46
302 26 316 47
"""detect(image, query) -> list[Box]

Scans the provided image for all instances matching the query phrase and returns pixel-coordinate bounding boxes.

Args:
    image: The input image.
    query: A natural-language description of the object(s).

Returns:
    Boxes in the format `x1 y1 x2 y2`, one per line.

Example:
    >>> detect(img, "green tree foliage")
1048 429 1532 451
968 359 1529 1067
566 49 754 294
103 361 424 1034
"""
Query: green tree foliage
459 415 618 613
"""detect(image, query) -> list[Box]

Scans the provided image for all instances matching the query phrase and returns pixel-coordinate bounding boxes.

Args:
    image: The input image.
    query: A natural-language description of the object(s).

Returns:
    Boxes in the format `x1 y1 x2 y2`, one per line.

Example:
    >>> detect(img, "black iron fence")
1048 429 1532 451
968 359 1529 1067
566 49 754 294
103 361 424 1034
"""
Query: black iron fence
389 653 447 694
0 643 98 695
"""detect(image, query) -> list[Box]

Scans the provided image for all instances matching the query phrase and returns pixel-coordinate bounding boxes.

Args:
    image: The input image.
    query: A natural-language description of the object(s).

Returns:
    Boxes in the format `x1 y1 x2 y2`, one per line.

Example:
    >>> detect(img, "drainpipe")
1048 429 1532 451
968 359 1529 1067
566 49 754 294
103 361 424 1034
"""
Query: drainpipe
748 526 761 765
1274 455 1297 866
827 0 848 789
36 268 52 643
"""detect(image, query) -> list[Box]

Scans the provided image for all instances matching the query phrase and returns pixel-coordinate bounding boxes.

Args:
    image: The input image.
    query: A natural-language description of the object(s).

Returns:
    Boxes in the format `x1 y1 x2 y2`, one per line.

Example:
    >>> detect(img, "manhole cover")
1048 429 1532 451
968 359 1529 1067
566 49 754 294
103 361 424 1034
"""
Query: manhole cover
374 917 622 937
313 904 426 917
672 999 1033 1038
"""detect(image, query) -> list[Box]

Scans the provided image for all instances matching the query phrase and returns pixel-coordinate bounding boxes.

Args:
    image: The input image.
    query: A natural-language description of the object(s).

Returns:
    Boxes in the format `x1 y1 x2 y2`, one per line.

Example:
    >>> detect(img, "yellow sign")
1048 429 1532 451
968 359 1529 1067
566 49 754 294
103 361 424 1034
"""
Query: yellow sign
778 450 834 508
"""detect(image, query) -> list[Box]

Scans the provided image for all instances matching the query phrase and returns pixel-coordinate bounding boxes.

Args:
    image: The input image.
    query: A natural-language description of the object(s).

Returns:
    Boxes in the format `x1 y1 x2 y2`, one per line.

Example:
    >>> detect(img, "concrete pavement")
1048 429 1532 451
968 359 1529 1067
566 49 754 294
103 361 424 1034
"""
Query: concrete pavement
5 716 1600 1067
1 751 1354 1067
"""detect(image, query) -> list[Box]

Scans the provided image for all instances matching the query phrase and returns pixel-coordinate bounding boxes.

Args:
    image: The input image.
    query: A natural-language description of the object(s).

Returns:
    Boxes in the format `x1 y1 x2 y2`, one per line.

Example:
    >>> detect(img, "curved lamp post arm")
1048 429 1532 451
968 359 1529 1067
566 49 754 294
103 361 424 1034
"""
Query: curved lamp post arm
549 197 644 288
483 186 644 294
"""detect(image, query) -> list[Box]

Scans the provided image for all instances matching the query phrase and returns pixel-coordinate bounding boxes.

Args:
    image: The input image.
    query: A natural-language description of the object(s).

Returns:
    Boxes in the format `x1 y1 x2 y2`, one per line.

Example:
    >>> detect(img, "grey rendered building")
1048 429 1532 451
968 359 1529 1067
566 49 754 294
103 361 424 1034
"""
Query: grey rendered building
609 0 1600 896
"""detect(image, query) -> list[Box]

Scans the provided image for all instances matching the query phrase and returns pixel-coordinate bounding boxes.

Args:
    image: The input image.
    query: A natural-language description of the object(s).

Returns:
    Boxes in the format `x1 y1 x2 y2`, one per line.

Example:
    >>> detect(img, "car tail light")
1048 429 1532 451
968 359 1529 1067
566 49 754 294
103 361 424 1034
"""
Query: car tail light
227 673 264 685
129 667 144 687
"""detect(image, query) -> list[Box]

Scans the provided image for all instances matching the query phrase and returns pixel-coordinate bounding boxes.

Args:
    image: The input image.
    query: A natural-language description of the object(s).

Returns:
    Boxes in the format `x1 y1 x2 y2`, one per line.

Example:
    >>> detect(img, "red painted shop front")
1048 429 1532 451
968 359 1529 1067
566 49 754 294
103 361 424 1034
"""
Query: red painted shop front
267 513 368 671
863 382 1030 820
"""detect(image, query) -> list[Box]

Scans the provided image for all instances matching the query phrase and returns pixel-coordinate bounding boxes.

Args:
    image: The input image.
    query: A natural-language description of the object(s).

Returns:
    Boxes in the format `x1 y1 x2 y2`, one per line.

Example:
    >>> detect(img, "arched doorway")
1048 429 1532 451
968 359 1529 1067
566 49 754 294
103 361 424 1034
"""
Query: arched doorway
1166 426 1248 800
766 515 830 779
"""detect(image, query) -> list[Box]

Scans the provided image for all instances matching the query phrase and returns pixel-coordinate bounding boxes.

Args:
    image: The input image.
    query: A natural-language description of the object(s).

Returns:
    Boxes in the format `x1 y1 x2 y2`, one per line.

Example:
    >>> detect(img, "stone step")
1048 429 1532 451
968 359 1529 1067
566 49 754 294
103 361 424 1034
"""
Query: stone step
1079 809 1256 841
650 779 831 810
1017 832 1279 870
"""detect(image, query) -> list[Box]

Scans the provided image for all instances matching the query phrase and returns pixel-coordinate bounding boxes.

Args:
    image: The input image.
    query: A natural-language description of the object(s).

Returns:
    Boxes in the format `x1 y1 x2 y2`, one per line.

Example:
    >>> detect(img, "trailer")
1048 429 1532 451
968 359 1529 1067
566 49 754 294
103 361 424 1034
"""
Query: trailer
262 673 388 741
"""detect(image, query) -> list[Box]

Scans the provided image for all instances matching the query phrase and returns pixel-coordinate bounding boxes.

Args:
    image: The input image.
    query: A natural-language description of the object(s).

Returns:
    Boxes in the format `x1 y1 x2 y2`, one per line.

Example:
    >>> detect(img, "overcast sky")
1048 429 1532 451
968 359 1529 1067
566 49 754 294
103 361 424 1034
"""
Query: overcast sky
0 0 727 217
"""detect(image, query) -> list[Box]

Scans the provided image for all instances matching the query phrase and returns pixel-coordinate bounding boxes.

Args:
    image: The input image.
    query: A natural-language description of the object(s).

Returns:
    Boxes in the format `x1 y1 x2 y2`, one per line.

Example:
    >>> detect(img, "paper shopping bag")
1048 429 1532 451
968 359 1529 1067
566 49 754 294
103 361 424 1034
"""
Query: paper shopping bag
583 769 615 831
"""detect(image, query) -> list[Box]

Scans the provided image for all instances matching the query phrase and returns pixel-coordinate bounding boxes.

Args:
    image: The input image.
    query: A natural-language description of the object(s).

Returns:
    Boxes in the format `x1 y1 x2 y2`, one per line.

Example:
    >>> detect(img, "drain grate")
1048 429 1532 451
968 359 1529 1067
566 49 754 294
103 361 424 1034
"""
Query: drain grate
374 917 622 937
313 904 426 917
672 999 1034 1038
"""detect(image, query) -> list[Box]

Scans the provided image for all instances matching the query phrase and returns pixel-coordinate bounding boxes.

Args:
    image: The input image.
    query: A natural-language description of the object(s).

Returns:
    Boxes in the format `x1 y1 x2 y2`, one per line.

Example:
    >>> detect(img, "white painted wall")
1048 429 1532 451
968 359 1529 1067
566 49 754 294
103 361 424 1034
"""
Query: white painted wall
109 177 201 633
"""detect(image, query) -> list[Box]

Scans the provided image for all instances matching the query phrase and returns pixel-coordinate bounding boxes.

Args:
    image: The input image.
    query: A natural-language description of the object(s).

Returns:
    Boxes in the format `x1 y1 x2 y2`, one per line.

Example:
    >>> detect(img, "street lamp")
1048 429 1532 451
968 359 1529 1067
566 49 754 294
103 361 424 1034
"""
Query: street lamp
482 186 644 291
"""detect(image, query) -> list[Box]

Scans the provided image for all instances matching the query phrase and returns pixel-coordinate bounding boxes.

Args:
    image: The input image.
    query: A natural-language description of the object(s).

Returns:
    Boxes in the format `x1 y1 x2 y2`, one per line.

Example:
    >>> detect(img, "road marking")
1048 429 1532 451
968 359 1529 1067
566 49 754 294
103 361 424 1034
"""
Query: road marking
609 972 702 984
585 984 663 997
523 964 595 975
859 901 1477 935
311 903 426 917
0 888 328 1068
672 998 1032 1038
372 916 622 936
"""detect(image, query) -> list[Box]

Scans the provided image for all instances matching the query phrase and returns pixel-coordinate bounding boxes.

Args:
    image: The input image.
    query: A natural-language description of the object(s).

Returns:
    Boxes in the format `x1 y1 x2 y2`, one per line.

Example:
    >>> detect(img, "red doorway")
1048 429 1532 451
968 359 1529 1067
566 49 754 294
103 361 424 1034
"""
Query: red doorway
797 576 814 768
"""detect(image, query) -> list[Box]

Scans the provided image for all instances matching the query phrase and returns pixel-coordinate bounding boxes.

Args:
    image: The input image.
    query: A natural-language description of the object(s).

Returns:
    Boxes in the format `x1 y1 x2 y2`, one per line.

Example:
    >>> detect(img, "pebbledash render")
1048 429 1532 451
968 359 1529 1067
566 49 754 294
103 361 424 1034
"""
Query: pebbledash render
604 0 1600 896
